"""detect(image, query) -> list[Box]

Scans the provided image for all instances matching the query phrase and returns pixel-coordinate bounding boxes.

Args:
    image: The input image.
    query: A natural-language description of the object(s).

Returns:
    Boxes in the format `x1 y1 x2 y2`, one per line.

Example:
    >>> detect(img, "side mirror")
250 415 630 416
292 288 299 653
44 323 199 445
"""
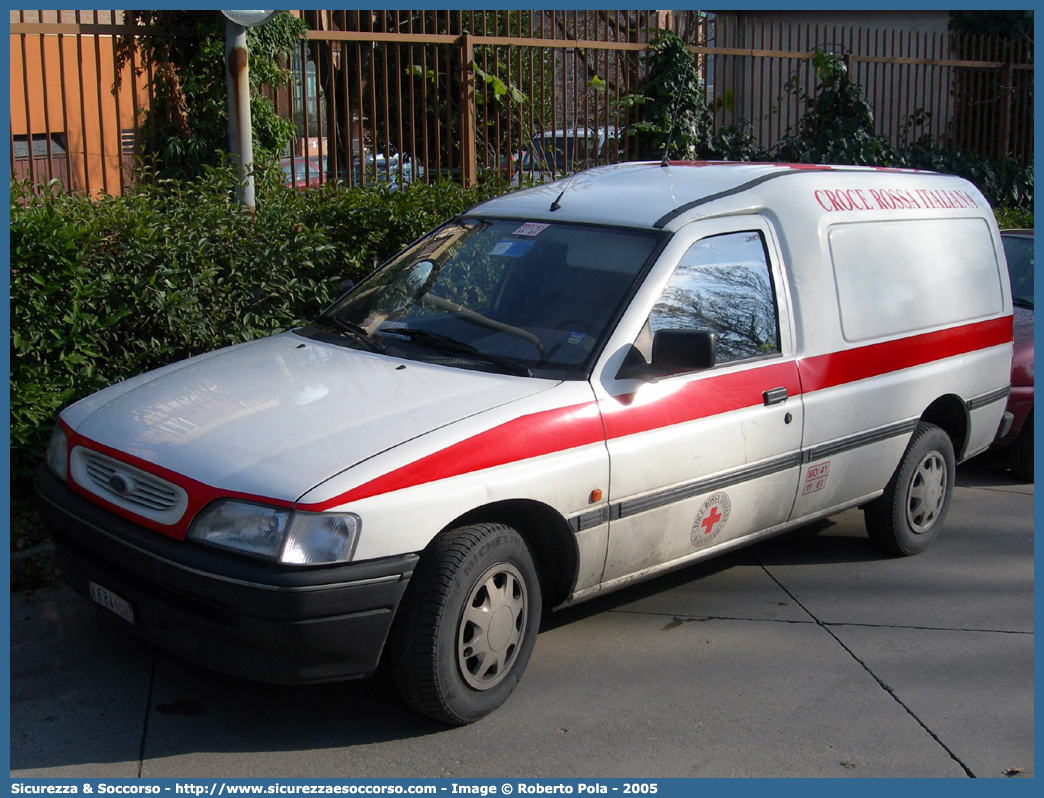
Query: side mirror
653 329 716 372
616 329 717 382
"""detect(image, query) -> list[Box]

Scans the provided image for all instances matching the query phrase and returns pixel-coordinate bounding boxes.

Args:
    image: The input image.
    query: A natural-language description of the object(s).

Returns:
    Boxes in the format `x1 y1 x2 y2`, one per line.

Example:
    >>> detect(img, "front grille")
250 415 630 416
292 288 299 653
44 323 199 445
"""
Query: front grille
70 447 188 525
82 454 180 512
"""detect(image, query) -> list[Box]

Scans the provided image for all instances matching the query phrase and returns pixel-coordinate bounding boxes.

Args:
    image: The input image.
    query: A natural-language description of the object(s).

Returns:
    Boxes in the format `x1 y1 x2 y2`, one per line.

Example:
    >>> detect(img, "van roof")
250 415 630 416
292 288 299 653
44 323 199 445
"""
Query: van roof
470 161 973 231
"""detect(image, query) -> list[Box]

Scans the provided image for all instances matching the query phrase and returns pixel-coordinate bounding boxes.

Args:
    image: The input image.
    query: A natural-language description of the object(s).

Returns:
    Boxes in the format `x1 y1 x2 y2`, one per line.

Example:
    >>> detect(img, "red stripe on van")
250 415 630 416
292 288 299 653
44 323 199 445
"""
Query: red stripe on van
598 360 802 440
305 316 1011 509
798 316 1012 393
300 401 607 509
66 315 1012 523
305 360 804 510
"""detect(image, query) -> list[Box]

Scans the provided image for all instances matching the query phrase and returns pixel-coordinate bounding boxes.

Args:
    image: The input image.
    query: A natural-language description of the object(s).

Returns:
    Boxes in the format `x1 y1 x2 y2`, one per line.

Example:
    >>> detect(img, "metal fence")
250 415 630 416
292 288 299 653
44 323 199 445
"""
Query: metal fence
9 10 1033 196
274 11 706 188
708 15 1034 161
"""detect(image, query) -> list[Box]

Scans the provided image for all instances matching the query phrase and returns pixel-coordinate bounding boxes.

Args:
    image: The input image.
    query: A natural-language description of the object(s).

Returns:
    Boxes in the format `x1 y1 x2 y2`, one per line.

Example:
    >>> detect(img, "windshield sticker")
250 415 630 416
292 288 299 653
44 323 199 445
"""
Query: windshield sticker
513 222 550 237
490 240 535 258
566 332 586 346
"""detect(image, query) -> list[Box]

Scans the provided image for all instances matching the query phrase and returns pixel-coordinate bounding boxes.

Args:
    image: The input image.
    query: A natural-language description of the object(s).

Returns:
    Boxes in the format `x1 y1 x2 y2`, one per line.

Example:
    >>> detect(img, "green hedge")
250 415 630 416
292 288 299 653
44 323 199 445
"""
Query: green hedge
994 207 1034 230
10 168 506 480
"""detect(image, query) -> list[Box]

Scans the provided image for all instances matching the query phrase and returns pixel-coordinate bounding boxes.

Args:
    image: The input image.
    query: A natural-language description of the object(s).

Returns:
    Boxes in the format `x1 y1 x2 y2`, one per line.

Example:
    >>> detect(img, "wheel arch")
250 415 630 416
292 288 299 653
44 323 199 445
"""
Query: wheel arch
444 499 579 609
920 394 969 459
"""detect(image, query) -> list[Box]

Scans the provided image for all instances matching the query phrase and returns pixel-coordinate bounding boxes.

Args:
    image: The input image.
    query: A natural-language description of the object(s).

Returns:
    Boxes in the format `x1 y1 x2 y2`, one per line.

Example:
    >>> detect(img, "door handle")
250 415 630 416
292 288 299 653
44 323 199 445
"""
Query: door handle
763 387 789 406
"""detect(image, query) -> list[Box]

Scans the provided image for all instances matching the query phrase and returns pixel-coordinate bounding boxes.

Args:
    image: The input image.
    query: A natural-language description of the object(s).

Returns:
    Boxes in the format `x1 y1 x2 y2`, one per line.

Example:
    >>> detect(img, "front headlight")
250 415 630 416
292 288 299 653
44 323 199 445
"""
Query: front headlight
45 424 68 481
282 513 361 564
187 500 360 565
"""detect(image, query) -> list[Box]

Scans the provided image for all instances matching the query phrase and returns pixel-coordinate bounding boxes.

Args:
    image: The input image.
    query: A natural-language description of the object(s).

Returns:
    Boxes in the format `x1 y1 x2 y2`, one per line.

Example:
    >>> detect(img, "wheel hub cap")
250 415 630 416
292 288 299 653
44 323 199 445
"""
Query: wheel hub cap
907 451 947 534
487 606 515 651
457 562 528 690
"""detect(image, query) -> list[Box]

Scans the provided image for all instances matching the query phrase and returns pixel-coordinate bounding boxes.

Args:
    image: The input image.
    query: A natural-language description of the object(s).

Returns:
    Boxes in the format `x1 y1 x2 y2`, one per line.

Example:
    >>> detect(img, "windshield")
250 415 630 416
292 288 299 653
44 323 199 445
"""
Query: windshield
1002 233 1034 309
302 218 661 378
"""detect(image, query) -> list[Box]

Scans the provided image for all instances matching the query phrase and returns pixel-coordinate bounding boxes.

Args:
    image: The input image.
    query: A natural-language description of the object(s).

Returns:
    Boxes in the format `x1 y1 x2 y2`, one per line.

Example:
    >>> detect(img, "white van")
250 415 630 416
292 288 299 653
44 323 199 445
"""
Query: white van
37 162 1013 725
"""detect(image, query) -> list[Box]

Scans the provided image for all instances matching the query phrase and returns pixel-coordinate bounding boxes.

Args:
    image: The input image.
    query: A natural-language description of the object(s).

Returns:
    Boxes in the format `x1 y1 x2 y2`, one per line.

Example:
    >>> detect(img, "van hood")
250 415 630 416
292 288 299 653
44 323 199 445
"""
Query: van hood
62 332 556 502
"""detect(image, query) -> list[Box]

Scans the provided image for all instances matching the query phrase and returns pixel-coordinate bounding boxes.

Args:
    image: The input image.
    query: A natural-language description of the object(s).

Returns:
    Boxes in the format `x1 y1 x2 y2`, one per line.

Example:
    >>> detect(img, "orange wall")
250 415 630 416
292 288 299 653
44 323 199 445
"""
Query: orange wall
10 30 148 195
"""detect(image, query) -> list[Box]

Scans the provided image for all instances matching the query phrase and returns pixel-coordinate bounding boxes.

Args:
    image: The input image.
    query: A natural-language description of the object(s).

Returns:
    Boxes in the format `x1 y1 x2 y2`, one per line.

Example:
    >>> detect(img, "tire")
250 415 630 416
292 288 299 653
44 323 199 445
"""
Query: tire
387 522 542 725
1010 412 1033 482
864 422 955 556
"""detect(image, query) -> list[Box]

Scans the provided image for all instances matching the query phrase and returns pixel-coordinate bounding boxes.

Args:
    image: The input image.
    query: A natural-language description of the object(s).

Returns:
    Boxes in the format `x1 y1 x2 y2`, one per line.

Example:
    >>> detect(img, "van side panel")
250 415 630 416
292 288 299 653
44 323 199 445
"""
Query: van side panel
829 218 1004 342
790 339 1011 520
771 176 1012 524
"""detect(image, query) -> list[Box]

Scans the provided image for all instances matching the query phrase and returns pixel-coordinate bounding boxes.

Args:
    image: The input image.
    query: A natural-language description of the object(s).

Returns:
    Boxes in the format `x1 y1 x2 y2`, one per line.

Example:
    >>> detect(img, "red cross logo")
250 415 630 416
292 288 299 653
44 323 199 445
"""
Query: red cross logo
700 504 723 536
692 492 731 547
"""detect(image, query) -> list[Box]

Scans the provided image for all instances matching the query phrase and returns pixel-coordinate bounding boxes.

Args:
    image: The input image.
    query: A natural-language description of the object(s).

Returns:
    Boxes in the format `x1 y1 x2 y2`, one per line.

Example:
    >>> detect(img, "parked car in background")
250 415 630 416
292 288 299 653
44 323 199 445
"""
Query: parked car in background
994 228 1034 480
497 151 522 178
353 153 421 189
280 157 326 189
513 127 618 184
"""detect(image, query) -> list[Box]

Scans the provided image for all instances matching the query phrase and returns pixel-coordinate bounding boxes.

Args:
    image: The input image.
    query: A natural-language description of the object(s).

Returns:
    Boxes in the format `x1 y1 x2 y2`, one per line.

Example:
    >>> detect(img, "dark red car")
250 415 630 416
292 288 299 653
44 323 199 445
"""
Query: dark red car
280 156 326 189
995 229 1033 480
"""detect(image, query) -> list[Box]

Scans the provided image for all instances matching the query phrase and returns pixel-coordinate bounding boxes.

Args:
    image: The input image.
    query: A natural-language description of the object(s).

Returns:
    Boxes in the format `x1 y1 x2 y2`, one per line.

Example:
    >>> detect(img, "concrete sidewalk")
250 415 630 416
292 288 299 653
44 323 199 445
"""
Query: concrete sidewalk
10 459 1033 779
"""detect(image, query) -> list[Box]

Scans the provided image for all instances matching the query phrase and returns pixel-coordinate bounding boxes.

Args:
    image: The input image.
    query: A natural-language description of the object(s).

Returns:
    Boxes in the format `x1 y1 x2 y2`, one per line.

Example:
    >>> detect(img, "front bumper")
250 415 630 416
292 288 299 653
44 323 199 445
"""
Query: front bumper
35 464 417 685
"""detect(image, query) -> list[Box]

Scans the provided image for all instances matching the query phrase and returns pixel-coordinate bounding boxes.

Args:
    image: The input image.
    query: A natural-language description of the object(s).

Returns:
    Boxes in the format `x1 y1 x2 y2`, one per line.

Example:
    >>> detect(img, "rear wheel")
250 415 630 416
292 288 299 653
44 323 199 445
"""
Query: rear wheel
864 422 955 556
388 522 542 725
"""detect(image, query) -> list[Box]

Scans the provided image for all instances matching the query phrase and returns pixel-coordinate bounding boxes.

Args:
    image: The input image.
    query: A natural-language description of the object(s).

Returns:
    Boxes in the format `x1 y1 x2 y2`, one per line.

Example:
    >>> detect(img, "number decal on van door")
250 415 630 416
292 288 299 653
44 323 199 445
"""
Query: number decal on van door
802 462 831 495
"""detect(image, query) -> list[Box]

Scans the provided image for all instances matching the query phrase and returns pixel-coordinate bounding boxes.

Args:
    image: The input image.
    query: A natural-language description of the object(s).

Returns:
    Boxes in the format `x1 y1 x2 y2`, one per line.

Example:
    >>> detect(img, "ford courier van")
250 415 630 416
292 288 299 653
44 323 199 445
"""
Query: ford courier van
37 162 1013 725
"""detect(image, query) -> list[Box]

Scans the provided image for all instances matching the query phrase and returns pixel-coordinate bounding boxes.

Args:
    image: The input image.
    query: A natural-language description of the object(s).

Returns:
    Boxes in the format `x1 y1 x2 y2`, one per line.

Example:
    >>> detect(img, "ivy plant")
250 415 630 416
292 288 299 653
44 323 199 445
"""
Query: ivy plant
116 10 307 179
776 50 893 166
621 30 714 161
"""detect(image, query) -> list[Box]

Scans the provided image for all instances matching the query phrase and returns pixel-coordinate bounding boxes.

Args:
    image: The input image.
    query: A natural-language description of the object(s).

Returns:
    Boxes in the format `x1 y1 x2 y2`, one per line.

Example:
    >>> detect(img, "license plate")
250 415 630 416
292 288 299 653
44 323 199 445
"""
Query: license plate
89 581 135 624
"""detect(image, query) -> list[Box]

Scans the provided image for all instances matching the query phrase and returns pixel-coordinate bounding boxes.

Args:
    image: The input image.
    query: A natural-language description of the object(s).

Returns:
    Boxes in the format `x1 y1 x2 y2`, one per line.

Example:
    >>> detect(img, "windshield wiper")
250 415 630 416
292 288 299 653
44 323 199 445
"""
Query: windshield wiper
382 326 532 377
1013 296 1034 310
315 314 385 353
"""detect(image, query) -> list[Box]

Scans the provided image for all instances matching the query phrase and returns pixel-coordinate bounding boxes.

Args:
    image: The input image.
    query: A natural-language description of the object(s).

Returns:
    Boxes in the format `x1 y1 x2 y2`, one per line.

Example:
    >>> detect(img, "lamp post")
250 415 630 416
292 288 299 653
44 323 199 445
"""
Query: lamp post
220 10 278 210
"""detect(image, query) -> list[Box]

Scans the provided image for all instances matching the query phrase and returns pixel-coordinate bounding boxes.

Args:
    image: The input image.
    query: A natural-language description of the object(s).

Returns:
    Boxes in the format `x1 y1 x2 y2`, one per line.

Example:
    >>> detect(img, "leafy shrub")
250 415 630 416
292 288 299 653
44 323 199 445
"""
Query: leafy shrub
623 41 1033 209
773 51 1033 209
10 168 507 480
707 122 767 162
294 175 508 278
621 31 770 163
898 141 1033 210
623 30 713 160
635 43 1034 209
776 51 897 167
994 207 1034 229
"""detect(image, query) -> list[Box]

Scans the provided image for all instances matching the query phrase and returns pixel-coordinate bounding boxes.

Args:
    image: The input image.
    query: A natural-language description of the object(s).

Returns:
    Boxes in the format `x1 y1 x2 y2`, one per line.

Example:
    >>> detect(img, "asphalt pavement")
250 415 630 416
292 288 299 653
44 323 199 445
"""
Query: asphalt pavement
9 457 1033 779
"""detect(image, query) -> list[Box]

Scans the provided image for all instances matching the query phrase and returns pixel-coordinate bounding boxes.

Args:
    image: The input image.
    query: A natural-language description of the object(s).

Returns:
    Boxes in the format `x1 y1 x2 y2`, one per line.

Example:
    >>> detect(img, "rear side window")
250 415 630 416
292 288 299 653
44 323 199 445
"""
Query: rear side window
829 218 1003 342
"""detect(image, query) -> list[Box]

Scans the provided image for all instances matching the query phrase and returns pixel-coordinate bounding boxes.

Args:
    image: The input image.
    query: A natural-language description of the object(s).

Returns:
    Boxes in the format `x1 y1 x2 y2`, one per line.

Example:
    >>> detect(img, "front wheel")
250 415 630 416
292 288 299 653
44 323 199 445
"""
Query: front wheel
387 522 542 725
864 422 955 556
